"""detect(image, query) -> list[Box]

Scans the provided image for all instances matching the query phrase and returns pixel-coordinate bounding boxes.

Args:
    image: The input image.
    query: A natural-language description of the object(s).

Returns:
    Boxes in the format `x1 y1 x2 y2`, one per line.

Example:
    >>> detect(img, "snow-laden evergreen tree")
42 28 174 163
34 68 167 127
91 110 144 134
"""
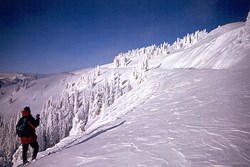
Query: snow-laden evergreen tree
141 58 149 72
131 57 149 85
69 89 89 135
0 113 20 167
114 54 130 67
238 11 250 43
246 11 250 33
14 84 20 92
242 11 250 39
95 65 100 76
88 71 96 88
113 30 207 66
171 30 207 50
38 91 77 149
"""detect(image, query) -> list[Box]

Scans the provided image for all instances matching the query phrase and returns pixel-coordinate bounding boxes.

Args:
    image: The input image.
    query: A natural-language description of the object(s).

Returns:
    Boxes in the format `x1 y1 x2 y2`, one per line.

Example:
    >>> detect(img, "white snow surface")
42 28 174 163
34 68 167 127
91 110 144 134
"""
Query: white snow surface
3 18 250 167
161 22 249 69
27 68 250 167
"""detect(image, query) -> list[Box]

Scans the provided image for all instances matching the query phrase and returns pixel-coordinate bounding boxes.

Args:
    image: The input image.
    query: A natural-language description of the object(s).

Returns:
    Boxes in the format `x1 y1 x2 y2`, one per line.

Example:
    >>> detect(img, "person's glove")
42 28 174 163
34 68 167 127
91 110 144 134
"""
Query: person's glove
36 114 40 120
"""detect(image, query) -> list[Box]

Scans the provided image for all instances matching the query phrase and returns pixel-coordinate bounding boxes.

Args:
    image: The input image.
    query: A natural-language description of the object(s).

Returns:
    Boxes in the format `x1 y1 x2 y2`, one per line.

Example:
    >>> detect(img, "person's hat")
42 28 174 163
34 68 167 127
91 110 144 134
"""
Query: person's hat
21 106 31 116
23 106 31 112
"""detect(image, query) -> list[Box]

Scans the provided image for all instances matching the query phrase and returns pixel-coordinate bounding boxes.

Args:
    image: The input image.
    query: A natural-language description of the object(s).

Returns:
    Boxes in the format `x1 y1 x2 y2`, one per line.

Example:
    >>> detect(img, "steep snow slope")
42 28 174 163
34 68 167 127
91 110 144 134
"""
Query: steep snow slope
14 17 250 166
26 68 250 167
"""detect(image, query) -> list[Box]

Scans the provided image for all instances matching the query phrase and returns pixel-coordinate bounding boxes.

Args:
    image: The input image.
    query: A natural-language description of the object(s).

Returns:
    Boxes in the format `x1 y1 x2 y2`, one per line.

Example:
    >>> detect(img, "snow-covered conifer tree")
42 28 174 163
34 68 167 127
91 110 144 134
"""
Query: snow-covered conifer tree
114 75 122 99
14 84 20 92
95 65 100 77
114 55 120 67
0 113 20 166
245 11 250 34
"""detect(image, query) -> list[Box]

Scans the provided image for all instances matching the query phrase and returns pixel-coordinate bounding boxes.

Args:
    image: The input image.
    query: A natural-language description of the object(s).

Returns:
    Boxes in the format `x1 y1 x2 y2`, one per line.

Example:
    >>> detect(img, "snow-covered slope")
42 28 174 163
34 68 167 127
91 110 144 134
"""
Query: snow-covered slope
161 22 250 69
1 12 250 167
1 18 249 119
0 72 81 118
27 68 250 167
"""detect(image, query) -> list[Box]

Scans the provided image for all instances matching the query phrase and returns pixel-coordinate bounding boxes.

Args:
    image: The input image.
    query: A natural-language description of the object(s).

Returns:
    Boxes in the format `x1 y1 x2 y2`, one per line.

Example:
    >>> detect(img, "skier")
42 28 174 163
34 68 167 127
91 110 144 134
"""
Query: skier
16 106 40 165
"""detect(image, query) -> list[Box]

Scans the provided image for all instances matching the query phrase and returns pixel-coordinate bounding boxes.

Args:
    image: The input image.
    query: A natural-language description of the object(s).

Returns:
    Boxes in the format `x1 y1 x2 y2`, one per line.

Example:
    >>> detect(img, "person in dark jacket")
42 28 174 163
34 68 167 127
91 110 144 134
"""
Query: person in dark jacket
16 106 40 164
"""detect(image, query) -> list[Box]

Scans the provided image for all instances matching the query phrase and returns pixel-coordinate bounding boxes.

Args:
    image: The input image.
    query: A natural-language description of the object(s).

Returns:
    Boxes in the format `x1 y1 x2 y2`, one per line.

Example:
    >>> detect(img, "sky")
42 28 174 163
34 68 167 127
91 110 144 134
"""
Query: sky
0 0 250 74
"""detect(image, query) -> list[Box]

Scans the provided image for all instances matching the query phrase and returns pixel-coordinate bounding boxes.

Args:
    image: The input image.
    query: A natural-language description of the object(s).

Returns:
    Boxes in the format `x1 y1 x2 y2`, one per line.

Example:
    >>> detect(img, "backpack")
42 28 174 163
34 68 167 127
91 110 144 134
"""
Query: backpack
16 117 32 137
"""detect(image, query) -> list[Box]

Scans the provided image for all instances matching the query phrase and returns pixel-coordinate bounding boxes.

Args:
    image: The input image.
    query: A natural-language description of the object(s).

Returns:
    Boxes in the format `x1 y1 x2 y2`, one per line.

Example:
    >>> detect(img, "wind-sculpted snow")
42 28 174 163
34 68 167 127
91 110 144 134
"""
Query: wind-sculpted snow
161 22 250 69
26 68 250 167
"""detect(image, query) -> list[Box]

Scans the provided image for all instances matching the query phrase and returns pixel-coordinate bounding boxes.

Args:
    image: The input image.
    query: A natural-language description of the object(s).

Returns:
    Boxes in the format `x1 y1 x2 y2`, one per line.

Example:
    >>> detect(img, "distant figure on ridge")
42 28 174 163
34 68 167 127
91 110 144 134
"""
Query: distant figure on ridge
16 106 40 165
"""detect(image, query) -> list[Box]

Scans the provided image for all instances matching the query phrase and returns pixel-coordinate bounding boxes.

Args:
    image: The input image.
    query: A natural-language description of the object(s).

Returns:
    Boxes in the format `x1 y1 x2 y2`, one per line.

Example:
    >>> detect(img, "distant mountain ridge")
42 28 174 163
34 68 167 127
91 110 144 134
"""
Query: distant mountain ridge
0 72 50 88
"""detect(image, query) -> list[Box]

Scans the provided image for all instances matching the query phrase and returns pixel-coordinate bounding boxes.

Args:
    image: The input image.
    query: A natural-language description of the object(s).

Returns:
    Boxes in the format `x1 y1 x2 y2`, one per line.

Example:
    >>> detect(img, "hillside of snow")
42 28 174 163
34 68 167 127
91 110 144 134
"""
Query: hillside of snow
161 22 249 69
27 68 250 167
0 12 249 167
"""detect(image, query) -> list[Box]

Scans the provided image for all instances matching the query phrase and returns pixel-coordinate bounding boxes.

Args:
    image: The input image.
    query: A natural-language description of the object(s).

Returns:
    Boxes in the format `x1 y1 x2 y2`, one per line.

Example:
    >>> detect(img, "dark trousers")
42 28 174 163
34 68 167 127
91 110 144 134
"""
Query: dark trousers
22 141 39 162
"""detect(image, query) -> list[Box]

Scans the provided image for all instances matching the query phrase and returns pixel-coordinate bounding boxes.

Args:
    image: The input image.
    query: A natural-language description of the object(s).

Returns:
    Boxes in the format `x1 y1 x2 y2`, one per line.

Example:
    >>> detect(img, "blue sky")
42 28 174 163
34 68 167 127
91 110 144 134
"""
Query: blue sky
0 0 249 74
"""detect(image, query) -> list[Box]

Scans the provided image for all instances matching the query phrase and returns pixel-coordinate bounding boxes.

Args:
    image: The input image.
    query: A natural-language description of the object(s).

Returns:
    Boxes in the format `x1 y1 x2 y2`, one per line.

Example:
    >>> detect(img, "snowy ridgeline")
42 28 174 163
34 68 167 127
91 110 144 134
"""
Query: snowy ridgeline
113 30 207 67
